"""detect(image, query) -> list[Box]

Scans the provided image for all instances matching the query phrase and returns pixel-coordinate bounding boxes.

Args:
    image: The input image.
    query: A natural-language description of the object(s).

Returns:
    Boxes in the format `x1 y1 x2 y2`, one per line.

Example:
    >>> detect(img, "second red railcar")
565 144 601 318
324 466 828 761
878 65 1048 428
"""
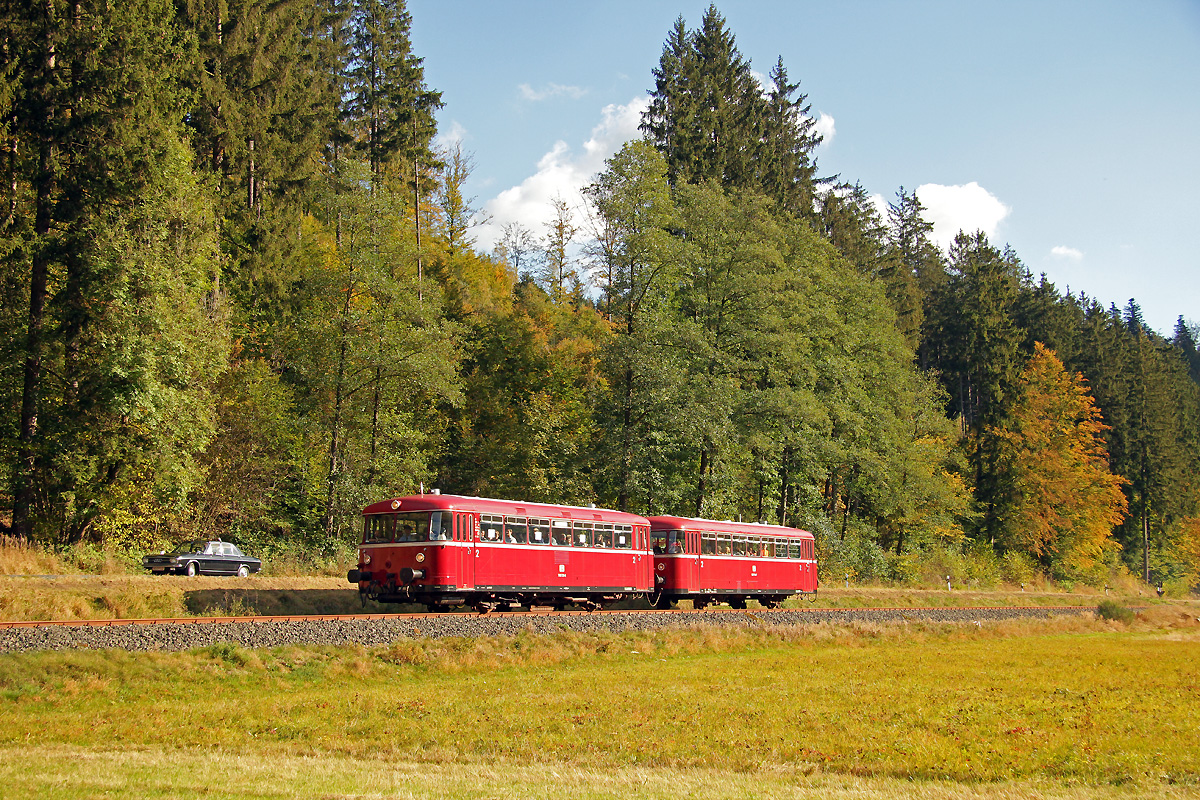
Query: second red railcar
648 516 817 609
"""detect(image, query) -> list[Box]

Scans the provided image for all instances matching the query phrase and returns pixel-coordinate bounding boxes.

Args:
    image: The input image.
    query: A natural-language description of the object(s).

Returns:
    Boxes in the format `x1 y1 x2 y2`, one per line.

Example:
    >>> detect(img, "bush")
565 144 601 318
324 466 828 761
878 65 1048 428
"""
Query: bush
999 550 1041 587
814 518 891 584
1096 599 1135 624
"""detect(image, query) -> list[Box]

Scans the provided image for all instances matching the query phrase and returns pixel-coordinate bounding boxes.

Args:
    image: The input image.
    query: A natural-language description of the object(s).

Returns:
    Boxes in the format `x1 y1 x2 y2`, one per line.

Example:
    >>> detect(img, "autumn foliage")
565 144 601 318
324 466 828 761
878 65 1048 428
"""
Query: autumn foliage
991 343 1128 573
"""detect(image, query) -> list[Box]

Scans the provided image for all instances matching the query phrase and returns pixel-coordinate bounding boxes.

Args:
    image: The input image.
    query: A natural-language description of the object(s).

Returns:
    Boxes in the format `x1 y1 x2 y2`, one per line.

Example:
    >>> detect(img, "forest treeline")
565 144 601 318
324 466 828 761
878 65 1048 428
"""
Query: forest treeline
1 2 1197 587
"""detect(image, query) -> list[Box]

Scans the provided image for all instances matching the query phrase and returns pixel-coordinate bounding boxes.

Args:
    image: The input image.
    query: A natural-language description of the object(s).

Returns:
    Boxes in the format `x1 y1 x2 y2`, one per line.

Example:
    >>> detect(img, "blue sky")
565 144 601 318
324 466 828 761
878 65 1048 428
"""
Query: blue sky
407 0 1199 335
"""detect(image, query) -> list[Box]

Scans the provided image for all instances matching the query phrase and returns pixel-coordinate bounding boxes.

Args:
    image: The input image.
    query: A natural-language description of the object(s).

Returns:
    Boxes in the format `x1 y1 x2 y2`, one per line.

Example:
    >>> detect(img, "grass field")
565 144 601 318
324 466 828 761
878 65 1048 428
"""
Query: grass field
1 609 1198 798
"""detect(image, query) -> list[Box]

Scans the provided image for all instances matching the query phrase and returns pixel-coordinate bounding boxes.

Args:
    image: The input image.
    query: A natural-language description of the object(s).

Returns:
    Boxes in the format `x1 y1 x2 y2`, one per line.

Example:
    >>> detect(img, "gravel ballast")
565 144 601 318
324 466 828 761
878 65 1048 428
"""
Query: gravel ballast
0 606 1092 653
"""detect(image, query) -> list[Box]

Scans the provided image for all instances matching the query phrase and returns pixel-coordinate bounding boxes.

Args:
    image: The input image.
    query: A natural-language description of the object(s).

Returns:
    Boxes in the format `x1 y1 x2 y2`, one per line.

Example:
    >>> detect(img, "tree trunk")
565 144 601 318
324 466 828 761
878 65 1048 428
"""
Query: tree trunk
1142 503 1150 584
323 262 356 536
617 366 633 511
776 446 791 527
12 13 57 540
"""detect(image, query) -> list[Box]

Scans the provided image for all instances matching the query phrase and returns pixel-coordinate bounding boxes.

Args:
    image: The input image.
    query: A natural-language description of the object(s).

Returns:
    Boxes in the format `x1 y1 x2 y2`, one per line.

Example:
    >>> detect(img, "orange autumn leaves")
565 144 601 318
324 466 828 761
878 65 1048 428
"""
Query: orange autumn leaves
991 342 1128 573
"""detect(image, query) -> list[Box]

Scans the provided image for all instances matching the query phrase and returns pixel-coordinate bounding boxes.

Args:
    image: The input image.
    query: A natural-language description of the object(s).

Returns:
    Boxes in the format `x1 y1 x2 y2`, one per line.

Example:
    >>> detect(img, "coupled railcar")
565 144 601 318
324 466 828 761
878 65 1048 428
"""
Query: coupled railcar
648 516 817 609
347 492 654 611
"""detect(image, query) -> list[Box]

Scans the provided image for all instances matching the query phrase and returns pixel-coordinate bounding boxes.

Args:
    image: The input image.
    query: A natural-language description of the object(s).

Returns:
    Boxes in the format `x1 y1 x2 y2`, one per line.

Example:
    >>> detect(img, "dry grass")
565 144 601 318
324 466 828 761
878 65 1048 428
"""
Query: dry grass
0 536 72 576
0 574 383 621
0 746 1195 800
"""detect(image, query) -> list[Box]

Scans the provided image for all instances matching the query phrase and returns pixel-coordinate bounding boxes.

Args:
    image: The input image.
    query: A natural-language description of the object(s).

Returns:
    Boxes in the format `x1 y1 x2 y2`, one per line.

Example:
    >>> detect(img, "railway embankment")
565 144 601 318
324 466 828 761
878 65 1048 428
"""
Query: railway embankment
0 605 1094 652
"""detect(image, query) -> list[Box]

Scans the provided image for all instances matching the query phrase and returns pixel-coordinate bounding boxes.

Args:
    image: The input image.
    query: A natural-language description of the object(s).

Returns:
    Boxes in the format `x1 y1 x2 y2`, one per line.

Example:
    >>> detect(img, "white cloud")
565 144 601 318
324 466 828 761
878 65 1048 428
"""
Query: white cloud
477 96 649 252
915 182 1011 250
868 192 888 223
813 112 835 145
518 82 588 102
1051 245 1084 261
434 120 468 149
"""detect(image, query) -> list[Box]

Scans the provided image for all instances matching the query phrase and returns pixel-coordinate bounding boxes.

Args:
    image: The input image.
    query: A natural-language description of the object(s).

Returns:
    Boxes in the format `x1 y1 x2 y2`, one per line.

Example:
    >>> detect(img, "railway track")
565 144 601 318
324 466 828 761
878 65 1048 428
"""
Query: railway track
0 605 1097 653
0 603 1094 630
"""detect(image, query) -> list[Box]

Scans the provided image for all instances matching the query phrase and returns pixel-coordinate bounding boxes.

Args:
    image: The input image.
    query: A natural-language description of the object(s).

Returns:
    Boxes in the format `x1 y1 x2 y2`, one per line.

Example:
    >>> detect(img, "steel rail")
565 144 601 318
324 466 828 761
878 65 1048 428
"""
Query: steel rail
0 604 1097 629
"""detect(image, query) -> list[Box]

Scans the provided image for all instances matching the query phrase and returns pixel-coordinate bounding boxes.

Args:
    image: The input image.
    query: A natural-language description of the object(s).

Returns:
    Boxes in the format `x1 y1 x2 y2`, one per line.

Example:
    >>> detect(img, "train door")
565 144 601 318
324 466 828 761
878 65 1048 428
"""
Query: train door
455 513 475 590
637 526 652 590
685 531 701 591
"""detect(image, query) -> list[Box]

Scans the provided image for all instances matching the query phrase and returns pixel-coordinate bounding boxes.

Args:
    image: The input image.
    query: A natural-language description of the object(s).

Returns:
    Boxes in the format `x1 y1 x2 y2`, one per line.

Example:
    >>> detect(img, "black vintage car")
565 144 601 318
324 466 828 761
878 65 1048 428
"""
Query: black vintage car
142 540 263 577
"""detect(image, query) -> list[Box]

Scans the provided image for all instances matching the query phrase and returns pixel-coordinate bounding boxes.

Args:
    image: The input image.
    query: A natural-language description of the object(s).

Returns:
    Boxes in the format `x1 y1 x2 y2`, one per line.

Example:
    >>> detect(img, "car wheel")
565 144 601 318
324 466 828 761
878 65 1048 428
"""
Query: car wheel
185 561 199 577
237 565 250 578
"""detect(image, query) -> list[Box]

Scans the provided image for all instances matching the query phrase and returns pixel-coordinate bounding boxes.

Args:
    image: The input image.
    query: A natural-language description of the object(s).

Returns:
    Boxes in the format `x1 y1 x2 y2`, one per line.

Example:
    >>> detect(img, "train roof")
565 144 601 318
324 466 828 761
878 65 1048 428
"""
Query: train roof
361 494 651 526
647 515 812 539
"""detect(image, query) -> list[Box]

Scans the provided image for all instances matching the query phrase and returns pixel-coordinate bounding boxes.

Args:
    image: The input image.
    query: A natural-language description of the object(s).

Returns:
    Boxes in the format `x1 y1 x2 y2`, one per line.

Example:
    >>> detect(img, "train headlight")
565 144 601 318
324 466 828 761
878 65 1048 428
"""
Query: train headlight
361 553 372 565
415 552 426 563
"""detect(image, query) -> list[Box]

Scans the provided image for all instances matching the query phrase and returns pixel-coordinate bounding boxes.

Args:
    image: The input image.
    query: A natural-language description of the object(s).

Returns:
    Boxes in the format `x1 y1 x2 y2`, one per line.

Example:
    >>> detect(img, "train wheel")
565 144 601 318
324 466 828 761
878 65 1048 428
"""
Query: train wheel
729 598 746 610
759 597 779 609
692 597 710 611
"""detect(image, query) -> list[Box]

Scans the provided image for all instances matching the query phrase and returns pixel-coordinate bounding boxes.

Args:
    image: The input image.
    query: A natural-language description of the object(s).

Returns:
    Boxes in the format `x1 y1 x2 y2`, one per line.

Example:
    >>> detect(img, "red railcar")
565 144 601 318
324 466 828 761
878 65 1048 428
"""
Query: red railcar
648 516 817 609
348 492 654 611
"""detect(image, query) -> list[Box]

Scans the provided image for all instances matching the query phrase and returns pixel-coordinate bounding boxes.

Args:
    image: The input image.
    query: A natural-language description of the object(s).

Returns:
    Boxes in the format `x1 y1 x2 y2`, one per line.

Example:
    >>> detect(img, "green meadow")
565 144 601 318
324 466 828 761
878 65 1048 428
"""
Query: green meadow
1 609 1198 798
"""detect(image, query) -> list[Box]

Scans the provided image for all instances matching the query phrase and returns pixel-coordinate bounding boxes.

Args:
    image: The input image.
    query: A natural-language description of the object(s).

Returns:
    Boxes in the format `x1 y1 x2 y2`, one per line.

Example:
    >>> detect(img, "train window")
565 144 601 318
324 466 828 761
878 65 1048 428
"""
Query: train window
614 524 632 549
773 538 785 558
529 519 550 545
385 512 431 542
549 519 569 546
731 536 746 556
481 514 504 543
789 542 801 559
595 524 614 548
651 531 667 554
715 533 731 554
744 536 759 557
364 515 390 544
701 533 715 555
505 516 528 544
573 521 593 546
667 530 685 554
429 512 452 541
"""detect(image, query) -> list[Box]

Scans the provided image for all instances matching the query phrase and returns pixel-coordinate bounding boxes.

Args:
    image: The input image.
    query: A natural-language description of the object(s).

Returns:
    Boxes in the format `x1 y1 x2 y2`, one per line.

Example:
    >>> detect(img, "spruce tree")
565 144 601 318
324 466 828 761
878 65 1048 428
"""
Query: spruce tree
761 57 822 222
640 6 821 211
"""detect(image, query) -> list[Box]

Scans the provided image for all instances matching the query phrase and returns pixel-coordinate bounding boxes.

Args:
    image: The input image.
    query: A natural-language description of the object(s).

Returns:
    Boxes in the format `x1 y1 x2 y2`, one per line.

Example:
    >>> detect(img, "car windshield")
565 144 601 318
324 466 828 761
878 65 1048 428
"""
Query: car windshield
169 540 204 555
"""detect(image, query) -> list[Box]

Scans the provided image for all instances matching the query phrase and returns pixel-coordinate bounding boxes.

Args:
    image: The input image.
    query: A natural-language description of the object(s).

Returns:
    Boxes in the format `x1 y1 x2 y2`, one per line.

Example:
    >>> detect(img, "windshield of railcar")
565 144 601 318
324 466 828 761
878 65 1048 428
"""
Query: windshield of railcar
363 511 452 543
652 530 685 554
